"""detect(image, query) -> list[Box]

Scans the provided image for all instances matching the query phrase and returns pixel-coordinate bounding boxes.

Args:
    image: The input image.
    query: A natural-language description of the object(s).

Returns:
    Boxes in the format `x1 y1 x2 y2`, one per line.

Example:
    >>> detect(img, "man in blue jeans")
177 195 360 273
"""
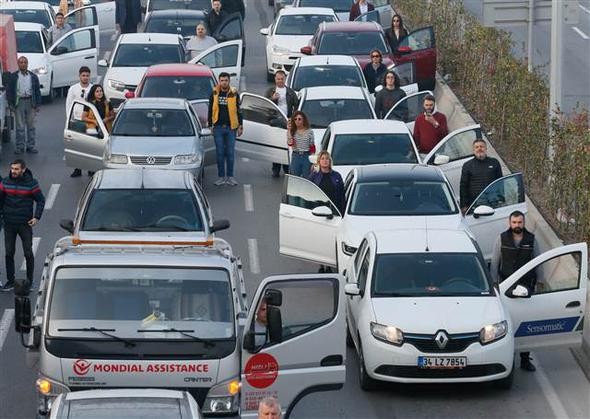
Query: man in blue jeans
208 72 243 186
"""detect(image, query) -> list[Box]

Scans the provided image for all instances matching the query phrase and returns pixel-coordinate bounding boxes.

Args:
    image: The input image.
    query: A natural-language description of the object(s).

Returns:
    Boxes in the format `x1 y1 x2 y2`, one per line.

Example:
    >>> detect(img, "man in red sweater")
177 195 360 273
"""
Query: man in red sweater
413 94 448 153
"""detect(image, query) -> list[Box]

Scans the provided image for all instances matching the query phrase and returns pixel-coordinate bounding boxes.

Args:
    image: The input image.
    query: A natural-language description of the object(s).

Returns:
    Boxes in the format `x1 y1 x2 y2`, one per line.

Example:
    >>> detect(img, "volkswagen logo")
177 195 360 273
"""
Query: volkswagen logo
145 156 156 165
434 331 449 349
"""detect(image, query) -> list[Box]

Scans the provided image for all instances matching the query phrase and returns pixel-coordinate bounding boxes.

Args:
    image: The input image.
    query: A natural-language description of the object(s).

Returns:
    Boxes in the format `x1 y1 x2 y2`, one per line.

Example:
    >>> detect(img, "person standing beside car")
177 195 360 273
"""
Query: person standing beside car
385 14 408 52
374 70 406 119
66 66 93 178
115 0 142 34
349 0 374 21
412 94 448 154
186 23 218 59
362 49 387 94
207 0 227 34
47 12 72 44
490 210 538 372
287 111 314 178
265 70 298 177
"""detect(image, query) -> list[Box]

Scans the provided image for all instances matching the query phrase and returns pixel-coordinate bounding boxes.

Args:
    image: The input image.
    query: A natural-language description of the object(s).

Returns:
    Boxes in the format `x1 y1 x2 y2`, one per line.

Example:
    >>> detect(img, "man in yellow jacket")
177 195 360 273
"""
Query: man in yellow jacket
208 72 243 186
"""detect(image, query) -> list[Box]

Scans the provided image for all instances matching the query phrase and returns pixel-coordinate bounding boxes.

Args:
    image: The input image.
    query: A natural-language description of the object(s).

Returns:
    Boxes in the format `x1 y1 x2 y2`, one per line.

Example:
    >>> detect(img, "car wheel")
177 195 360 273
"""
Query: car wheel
493 362 514 390
358 337 378 391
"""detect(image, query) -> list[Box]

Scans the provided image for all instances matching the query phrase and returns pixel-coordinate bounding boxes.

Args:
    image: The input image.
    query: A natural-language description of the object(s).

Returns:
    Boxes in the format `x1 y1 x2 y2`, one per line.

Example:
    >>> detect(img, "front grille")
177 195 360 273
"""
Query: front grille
70 386 210 406
129 156 172 165
404 332 480 353
374 364 506 379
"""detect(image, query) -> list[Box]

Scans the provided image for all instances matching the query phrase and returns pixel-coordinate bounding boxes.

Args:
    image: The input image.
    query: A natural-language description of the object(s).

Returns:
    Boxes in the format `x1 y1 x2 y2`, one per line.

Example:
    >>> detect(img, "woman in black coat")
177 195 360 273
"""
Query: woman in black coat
385 14 408 52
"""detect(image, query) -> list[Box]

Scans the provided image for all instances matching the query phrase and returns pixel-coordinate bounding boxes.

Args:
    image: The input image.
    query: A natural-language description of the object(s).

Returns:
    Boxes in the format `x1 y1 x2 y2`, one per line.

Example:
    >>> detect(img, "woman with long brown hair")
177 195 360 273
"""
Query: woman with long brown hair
385 14 408 52
286 110 315 177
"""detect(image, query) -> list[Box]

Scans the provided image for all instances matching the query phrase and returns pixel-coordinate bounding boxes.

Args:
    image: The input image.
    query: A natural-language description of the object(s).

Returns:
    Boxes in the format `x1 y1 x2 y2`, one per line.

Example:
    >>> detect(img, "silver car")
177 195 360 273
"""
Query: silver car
63 97 211 181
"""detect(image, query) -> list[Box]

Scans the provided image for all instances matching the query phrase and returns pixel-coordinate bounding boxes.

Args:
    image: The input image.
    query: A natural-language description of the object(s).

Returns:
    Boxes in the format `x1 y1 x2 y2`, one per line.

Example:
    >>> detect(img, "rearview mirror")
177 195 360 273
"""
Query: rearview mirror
260 27 269 36
124 90 135 99
433 154 450 165
59 219 74 234
211 219 230 232
511 284 530 298
98 59 108 67
267 305 283 344
200 127 211 136
473 205 495 218
344 283 360 296
311 205 333 219
300 46 312 55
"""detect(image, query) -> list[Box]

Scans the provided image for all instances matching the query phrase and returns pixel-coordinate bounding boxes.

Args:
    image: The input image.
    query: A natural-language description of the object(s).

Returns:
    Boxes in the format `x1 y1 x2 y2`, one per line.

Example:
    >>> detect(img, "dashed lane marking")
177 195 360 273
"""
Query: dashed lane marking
45 184 60 210
533 352 571 419
0 309 15 352
580 3 590 15
21 237 40 271
247 238 260 274
241 157 250 162
573 26 590 40
244 184 254 212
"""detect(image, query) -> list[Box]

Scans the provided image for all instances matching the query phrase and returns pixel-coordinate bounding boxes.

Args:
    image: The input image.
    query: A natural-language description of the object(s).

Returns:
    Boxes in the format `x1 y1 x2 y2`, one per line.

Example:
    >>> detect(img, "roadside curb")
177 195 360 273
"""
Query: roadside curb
433 73 590 373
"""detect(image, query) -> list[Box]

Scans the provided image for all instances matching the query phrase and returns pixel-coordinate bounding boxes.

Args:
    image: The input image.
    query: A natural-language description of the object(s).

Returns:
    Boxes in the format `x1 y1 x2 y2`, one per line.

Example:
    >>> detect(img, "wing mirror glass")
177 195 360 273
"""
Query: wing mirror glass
473 205 495 218
344 283 360 296
311 205 333 219
433 154 450 165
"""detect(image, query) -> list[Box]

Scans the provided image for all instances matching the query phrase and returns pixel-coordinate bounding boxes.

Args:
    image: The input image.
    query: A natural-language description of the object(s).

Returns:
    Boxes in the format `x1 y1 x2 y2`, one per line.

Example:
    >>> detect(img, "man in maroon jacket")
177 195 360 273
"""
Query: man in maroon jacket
413 94 448 154
349 0 374 21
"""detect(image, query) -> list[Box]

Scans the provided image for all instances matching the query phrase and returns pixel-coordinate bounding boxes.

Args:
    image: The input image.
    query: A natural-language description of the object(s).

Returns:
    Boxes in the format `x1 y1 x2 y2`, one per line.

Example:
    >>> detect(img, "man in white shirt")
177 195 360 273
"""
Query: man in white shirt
186 23 218 60
65 66 93 177
48 12 72 44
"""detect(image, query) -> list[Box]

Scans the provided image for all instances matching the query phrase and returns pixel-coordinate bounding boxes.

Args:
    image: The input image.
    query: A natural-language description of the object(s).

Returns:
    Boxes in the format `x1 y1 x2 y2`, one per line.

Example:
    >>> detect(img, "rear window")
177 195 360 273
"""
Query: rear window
16 31 44 53
318 31 389 55
298 0 353 12
275 14 336 36
112 44 184 67
141 75 214 100
112 109 194 137
144 16 206 38
331 134 418 166
64 398 184 419
292 65 363 91
301 99 373 128
148 0 210 11
1 9 51 28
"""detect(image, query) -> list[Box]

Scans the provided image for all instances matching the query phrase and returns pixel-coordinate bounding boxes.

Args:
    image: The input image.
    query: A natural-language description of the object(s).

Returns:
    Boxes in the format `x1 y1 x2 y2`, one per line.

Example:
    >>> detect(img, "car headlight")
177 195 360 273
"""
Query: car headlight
174 154 201 165
32 66 48 75
370 322 403 346
108 79 126 92
202 377 240 415
272 45 291 54
479 320 508 345
108 154 128 164
341 242 357 256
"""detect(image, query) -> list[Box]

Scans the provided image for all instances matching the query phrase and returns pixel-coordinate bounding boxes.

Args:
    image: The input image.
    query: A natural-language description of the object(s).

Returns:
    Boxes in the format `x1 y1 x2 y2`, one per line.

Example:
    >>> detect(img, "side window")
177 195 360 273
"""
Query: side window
198 45 238 68
392 62 415 86
533 252 582 295
357 249 371 293
470 174 524 212
241 95 284 126
251 278 338 349
68 102 102 137
282 175 339 215
52 28 95 55
399 27 435 51
387 92 429 123
66 8 96 29
431 128 480 163
320 128 331 151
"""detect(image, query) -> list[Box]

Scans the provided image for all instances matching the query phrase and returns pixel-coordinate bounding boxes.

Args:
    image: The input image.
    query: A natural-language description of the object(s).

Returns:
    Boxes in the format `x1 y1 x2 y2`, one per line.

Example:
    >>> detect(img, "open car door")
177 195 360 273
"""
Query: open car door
241 273 345 418
237 93 290 165
48 26 98 87
500 243 587 351
279 175 341 266
63 99 108 171
390 61 418 94
383 90 433 132
190 40 243 90
423 124 483 194
464 173 527 262
65 2 116 34
394 26 436 91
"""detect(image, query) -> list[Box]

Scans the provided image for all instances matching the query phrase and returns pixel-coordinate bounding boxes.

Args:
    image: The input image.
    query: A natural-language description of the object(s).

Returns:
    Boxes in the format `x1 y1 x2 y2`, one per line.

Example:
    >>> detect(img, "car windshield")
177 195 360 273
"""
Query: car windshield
15 31 44 53
112 109 194 136
301 99 373 128
1 9 51 28
331 134 418 166
65 398 184 419
144 16 205 38
112 44 183 67
149 0 210 11
141 75 214 100
275 14 336 36
81 189 203 232
48 267 234 339
350 180 458 215
298 0 353 12
372 253 491 297
318 31 389 55
292 65 363 91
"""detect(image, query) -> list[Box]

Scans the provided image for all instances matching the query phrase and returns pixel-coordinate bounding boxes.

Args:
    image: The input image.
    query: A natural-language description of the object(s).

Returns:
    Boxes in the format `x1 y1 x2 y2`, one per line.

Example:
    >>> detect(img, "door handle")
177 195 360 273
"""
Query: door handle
320 355 343 366
84 55 95 59
566 301 581 308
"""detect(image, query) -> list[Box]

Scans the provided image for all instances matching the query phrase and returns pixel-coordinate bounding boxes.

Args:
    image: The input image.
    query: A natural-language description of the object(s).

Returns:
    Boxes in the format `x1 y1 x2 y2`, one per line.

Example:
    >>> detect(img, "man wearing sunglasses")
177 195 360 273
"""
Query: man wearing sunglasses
65 66 93 177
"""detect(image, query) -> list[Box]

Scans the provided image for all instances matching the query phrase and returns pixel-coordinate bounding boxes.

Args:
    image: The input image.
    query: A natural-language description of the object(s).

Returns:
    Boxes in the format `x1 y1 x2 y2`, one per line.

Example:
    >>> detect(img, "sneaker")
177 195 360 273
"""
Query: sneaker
226 177 238 186
214 177 226 186
520 357 536 372
0 281 15 292
70 168 82 178
26 148 39 154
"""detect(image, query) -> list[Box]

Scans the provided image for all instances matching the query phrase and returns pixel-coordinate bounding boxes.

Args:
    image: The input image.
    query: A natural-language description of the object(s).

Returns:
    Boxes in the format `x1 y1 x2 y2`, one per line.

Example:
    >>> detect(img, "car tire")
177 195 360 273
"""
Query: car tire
358 337 378 391
493 362 514 390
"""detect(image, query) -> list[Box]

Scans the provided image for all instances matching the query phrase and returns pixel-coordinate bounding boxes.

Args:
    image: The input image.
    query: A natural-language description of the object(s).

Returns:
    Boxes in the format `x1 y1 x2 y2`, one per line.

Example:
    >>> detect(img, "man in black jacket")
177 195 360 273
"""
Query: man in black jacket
207 0 227 34
265 70 298 177
115 0 142 34
459 138 502 213
0 159 45 292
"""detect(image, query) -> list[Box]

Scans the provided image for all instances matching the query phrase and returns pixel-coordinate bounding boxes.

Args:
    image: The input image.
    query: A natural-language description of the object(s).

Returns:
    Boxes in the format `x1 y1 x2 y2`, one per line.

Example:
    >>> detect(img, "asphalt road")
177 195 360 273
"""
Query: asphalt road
462 0 590 113
0 1 589 418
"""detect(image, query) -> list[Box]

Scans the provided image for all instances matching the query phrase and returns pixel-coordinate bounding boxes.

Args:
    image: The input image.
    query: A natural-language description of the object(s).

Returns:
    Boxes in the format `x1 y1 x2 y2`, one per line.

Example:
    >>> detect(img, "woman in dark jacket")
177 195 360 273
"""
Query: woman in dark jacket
385 14 408 52
362 49 388 93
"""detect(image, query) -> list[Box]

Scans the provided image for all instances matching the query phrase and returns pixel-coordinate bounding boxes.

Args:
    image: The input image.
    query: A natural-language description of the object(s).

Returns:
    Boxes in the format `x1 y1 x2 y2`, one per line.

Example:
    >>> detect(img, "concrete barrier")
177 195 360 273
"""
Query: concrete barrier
433 74 590 376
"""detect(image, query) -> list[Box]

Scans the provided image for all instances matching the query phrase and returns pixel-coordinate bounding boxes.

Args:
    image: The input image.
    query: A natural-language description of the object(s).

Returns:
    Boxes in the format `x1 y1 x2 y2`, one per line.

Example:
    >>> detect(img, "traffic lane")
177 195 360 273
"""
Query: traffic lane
243 0 275 94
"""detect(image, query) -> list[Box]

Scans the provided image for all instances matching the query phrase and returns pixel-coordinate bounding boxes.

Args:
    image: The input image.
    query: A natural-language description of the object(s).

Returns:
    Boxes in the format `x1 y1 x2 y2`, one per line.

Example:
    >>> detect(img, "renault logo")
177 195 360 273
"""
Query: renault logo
434 331 449 349
145 156 156 165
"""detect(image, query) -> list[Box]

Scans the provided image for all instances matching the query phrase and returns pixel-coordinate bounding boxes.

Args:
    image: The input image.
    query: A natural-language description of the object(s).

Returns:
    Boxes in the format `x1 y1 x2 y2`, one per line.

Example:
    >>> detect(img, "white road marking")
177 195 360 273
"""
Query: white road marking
241 157 250 162
572 26 590 40
580 3 590 15
247 238 260 274
243 184 254 212
62 155 66 161
21 237 40 271
103 50 111 61
45 184 60 210
0 309 15 352
533 353 570 419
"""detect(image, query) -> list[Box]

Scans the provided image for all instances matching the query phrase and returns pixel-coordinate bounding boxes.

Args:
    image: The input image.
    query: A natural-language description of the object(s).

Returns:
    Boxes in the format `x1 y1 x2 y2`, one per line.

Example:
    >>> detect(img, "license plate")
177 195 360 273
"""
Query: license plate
417 356 467 369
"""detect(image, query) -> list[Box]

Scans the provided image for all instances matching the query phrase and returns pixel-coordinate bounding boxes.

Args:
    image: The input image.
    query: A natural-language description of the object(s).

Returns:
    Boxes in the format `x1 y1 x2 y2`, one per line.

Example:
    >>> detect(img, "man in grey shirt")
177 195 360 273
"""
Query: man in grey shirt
186 23 218 60
48 13 72 44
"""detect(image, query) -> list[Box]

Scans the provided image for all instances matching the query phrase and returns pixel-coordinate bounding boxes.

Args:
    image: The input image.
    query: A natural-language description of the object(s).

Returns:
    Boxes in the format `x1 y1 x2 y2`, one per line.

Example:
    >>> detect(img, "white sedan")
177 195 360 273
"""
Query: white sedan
260 7 338 81
344 228 586 389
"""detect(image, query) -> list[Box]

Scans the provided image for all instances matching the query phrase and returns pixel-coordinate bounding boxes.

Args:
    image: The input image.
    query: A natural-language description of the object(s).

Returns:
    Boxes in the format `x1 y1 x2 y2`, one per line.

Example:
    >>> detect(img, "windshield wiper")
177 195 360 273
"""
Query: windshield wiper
136 225 193 231
137 328 216 348
89 226 143 232
57 327 136 348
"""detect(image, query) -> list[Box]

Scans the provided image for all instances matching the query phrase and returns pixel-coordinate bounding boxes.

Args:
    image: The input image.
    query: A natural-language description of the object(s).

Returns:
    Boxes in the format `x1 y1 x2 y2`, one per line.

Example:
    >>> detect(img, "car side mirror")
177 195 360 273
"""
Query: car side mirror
124 90 135 99
211 219 230 232
311 205 333 219
472 205 495 218
242 330 255 352
260 27 269 36
433 154 450 165
344 283 360 296
511 284 530 298
200 127 212 136
374 84 383 93
14 295 31 333
267 305 283 344
396 46 412 55
300 46 312 55
59 219 74 234
98 59 108 67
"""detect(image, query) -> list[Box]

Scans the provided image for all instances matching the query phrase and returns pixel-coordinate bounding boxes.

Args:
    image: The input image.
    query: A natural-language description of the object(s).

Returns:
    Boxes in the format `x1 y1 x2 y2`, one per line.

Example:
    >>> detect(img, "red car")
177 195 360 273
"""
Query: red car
300 21 436 91
132 63 216 128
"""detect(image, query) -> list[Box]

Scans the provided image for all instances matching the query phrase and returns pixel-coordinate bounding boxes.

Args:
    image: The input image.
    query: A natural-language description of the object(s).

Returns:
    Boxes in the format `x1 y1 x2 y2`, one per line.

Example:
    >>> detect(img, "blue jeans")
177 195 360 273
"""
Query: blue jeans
213 126 236 177
290 152 311 178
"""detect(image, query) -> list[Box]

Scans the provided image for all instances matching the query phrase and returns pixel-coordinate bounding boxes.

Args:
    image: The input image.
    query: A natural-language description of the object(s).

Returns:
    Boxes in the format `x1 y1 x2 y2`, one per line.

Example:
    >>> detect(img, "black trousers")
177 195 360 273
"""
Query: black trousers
4 223 34 283
272 163 289 174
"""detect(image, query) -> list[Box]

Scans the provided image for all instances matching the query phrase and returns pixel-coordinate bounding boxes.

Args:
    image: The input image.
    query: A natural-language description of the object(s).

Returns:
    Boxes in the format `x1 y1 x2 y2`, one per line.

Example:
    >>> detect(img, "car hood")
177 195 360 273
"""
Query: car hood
371 296 504 334
105 67 148 86
271 34 312 53
109 135 198 156
20 53 47 70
